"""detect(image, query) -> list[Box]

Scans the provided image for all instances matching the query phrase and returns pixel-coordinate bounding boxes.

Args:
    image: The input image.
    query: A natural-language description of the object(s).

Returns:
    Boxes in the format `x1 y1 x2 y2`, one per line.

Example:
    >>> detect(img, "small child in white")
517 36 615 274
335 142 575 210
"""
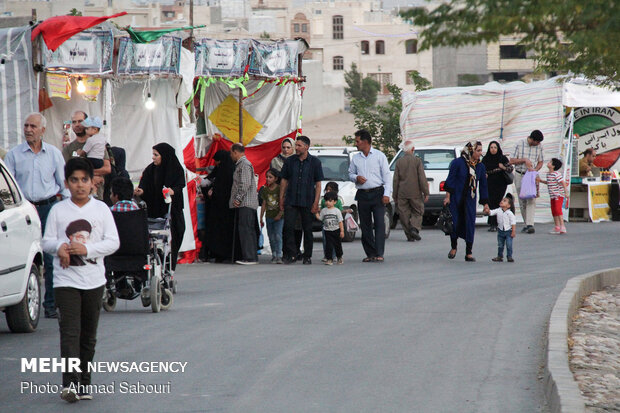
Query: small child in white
76 116 105 169
485 194 516 262
537 157 568 234
317 191 344 265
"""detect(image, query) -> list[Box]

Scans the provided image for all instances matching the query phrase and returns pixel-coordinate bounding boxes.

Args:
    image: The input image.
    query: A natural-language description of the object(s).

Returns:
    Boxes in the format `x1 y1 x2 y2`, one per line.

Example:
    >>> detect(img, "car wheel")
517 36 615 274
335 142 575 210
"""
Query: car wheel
384 206 392 239
5 264 41 333
422 214 439 227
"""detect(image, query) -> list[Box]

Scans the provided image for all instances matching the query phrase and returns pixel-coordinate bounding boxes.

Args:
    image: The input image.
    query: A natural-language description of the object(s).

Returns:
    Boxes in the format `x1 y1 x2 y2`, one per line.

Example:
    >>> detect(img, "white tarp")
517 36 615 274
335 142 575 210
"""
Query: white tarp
400 78 566 223
563 79 620 108
200 80 302 150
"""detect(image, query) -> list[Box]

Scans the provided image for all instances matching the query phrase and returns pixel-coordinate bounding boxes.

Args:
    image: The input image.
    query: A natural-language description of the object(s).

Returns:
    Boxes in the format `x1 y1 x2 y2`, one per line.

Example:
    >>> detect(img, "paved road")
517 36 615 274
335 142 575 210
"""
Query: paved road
1 222 618 412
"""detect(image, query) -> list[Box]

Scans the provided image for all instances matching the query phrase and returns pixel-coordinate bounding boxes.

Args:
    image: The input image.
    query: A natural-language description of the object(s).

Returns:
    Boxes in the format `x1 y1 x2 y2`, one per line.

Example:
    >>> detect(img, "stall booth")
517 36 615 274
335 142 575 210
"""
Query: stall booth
33 22 197 253
560 80 620 222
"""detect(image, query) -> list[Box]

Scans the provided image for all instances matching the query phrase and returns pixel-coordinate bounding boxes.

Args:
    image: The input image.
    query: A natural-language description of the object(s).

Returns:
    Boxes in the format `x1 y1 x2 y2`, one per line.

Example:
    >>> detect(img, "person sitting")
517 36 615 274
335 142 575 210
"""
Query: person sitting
110 177 139 212
579 148 597 177
76 116 106 169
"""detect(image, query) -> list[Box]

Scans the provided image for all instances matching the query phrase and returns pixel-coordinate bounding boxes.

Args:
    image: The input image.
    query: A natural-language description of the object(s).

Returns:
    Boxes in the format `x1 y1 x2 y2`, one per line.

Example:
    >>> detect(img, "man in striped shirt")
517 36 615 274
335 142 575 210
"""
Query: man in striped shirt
510 130 544 234
230 143 259 265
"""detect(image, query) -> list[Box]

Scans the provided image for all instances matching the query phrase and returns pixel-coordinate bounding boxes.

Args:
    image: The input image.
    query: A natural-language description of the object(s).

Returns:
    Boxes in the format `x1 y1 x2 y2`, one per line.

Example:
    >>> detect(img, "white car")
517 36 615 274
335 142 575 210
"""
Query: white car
389 146 486 226
309 146 393 241
0 158 43 333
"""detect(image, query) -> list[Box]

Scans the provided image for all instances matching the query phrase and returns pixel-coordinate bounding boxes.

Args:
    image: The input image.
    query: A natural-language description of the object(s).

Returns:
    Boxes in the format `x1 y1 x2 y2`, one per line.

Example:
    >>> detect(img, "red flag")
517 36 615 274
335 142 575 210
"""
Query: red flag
32 12 128 51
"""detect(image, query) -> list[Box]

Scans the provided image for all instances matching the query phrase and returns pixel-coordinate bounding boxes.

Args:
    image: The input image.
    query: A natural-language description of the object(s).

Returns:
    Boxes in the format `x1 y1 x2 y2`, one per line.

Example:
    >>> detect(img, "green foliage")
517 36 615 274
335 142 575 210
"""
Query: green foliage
259 31 270 39
344 63 381 105
343 71 431 161
68 8 82 16
400 0 620 87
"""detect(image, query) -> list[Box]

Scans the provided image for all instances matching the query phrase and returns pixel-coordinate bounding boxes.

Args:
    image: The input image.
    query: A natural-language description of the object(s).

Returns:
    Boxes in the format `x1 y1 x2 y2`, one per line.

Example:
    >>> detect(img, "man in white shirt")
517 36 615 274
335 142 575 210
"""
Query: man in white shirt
348 129 392 263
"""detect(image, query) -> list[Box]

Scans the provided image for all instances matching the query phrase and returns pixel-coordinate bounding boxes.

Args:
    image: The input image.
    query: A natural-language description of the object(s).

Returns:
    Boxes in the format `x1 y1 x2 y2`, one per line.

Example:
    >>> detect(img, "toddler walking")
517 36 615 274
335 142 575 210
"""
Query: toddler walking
537 158 568 234
485 194 516 262
317 192 344 265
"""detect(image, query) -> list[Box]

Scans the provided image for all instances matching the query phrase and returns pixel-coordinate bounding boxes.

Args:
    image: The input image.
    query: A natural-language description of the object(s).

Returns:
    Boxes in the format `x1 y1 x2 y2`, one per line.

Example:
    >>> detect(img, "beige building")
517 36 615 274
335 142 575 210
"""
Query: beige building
487 35 545 82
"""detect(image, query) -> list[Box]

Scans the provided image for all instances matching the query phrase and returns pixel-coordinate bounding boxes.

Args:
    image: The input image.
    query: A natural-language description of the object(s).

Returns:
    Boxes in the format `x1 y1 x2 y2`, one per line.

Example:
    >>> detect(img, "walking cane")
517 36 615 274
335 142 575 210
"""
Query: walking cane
231 208 238 264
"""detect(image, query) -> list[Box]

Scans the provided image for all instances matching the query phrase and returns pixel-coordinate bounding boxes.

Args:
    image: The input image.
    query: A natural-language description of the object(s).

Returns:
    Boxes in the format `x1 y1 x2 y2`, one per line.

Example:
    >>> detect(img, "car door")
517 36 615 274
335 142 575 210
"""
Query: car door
0 165 31 297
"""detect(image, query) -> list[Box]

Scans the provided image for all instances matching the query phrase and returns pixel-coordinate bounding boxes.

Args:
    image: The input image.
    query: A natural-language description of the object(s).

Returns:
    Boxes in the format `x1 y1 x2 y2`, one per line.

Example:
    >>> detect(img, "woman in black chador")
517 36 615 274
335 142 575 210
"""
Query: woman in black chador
136 142 186 270
204 150 237 262
482 140 511 232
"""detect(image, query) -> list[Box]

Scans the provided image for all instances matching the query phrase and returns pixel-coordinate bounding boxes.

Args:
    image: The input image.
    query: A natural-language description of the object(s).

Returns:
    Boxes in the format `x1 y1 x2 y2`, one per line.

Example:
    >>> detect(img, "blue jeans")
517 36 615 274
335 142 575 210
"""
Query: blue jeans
36 202 56 313
497 229 513 258
266 217 284 258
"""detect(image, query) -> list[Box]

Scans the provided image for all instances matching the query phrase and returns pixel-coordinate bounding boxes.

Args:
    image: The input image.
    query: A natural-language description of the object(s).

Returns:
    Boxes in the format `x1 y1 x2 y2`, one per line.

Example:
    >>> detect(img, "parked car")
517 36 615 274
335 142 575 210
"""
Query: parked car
0 158 43 333
389 146 486 227
309 146 393 241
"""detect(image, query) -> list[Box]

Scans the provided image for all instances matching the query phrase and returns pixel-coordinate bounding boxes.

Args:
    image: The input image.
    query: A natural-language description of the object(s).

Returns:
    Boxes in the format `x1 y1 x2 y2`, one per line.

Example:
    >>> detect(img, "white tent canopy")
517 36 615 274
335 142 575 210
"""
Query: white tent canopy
562 78 620 108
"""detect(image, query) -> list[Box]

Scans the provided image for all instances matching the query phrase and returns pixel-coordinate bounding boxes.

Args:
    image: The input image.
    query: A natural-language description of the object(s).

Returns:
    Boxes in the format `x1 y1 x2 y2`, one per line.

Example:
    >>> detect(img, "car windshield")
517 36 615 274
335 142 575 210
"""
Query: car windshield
390 149 456 171
316 155 350 181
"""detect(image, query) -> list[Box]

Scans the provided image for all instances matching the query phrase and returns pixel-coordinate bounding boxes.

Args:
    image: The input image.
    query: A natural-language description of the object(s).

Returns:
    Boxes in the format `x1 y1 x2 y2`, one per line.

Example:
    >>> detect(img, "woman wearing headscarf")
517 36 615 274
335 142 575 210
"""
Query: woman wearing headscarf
204 150 237 262
443 141 490 262
482 141 511 232
135 143 186 270
270 137 295 173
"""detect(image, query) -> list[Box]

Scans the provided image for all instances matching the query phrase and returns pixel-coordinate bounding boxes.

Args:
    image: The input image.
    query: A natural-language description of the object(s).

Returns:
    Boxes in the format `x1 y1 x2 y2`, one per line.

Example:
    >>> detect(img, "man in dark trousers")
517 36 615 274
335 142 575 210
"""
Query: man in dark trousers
279 135 324 264
348 129 392 262
229 143 259 265
393 140 429 241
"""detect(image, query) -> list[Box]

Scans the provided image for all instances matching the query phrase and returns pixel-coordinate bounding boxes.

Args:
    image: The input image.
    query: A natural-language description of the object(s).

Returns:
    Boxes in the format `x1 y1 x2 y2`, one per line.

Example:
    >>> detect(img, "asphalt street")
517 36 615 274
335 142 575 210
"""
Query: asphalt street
1 221 618 413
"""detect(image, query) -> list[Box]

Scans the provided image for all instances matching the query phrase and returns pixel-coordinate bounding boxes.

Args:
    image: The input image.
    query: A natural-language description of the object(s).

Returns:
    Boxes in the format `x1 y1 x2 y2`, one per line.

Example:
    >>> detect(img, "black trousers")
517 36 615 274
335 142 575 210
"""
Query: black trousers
55 285 104 387
283 206 314 259
236 207 258 262
357 189 385 258
323 229 343 259
170 211 186 271
450 236 473 255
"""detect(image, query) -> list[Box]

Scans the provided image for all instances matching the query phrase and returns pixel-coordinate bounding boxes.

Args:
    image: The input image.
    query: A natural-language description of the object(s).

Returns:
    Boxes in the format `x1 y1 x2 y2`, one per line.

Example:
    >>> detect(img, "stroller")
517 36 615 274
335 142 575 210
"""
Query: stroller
103 204 175 313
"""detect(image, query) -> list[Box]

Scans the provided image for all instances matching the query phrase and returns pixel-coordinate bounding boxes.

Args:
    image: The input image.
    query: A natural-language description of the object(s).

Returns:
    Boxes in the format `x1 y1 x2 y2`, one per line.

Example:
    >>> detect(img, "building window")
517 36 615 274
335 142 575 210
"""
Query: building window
333 56 344 70
405 39 417 54
368 72 393 94
333 15 343 39
302 23 308 33
499 45 526 59
293 23 300 33
315 9 322 14
361 40 369 55
492 72 519 82
405 70 415 85
375 40 385 55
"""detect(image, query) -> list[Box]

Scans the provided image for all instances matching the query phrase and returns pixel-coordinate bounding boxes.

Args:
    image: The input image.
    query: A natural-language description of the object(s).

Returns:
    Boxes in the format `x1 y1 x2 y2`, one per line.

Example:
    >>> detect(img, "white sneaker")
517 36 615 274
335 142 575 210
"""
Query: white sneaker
549 229 561 235
235 260 258 265
560 227 567 234
325 259 333 265
60 387 79 403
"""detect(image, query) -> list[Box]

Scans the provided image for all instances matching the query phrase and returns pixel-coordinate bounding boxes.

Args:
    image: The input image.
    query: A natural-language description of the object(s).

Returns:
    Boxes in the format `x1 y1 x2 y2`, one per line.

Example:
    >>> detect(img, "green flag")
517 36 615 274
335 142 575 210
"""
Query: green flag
125 25 205 43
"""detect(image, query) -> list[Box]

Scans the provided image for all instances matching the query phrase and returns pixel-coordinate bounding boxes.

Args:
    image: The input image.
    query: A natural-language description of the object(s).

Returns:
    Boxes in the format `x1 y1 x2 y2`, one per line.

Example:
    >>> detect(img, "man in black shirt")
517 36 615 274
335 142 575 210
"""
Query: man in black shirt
279 136 324 264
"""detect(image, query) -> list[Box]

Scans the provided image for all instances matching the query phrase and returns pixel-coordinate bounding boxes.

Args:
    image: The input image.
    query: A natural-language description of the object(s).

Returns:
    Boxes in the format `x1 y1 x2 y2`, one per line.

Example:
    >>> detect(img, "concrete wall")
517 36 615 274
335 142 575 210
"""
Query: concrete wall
433 43 490 88
302 59 344 122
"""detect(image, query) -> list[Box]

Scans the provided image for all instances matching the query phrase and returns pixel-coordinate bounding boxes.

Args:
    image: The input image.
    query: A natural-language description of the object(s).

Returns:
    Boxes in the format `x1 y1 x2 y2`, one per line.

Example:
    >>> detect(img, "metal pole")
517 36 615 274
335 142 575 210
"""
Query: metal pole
189 0 194 42
238 88 243 144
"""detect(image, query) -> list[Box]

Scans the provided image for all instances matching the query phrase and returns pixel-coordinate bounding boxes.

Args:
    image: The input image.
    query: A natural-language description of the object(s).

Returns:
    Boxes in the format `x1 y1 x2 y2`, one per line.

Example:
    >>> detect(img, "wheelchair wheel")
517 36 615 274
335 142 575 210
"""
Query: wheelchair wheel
102 290 116 312
150 275 161 313
160 288 173 311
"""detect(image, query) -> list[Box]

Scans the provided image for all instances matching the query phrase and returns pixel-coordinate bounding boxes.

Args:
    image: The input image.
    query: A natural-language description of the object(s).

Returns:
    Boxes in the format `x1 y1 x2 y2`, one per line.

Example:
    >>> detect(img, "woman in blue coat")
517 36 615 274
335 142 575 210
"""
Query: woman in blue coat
443 141 490 262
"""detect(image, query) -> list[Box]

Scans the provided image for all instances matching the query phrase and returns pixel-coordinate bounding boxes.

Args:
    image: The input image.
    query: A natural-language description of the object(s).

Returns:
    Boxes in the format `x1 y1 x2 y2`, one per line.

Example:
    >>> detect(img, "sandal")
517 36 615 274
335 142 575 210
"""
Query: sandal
375 256 384 263
448 249 457 259
362 257 375 263
465 255 476 262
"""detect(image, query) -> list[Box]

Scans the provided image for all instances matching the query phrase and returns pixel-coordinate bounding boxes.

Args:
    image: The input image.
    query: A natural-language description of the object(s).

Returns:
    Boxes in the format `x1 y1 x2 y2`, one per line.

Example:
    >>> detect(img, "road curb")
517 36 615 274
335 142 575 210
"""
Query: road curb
545 267 620 413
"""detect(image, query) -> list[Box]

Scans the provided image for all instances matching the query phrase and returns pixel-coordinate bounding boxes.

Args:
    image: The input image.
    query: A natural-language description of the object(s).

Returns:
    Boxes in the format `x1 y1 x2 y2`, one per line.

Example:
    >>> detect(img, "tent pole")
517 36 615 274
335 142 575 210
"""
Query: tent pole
499 90 506 140
239 88 243 144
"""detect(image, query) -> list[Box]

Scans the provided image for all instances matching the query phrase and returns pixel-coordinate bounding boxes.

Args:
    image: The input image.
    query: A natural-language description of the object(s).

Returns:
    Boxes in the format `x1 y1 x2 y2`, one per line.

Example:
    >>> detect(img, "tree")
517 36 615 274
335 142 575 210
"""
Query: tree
343 71 431 160
68 8 82 16
344 63 381 105
400 0 620 87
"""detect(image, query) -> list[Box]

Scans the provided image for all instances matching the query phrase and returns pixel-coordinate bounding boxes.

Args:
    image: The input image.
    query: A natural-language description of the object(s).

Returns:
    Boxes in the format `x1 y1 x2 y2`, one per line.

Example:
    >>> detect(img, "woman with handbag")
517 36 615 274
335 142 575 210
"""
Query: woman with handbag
482 141 512 232
444 141 490 262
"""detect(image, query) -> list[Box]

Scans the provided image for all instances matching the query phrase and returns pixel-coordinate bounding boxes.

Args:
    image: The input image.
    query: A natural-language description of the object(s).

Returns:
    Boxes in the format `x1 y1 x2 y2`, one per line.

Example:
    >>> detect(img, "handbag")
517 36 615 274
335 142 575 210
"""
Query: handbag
503 168 514 185
519 170 538 199
436 206 453 236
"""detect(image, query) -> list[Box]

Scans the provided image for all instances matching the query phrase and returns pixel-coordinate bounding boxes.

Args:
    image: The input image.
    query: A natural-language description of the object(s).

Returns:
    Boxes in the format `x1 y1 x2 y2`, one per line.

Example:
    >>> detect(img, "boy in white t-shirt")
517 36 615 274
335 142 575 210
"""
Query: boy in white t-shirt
484 194 517 262
76 116 105 169
42 158 119 403
317 191 344 265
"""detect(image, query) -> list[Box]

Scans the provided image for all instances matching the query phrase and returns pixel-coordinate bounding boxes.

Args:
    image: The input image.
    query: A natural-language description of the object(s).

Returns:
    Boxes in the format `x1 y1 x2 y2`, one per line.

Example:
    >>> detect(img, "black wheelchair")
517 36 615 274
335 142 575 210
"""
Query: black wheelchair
103 208 174 313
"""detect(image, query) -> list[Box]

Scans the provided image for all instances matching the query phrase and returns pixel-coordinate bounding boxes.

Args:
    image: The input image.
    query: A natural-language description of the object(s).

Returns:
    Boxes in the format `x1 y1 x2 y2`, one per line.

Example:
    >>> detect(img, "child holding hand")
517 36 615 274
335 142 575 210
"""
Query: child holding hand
484 194 517 262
